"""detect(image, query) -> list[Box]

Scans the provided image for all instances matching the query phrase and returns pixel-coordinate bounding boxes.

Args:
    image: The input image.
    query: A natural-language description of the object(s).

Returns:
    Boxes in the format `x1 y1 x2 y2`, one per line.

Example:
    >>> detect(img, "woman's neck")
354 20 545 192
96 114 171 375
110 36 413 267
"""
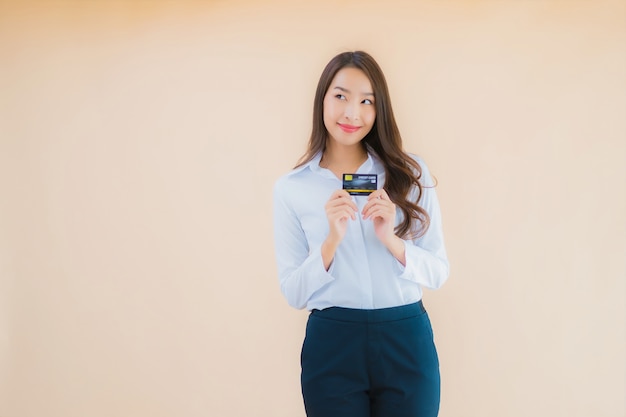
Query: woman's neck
320 142 368 177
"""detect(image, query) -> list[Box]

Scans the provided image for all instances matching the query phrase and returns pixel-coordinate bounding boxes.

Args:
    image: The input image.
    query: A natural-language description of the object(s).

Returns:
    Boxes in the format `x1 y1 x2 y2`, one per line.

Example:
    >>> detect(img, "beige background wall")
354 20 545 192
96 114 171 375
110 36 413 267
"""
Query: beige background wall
1 1 624 416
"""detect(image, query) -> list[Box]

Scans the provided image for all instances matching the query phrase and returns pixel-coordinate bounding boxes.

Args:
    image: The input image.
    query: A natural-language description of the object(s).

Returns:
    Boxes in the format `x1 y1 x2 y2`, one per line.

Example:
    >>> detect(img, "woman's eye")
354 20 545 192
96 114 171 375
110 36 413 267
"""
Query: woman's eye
335 94 346 100
362 99 373 105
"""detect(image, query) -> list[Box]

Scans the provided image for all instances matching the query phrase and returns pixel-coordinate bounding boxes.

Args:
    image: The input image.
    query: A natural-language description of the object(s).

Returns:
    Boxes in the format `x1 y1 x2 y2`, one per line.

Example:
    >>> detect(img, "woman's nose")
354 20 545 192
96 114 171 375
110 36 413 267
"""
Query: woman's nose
344 104 360 121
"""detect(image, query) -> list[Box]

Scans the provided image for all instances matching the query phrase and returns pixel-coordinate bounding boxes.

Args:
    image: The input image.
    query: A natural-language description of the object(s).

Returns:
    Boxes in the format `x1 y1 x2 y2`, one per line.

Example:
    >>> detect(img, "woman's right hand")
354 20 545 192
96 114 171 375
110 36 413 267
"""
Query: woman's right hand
321 190 357 270
324 189 358 244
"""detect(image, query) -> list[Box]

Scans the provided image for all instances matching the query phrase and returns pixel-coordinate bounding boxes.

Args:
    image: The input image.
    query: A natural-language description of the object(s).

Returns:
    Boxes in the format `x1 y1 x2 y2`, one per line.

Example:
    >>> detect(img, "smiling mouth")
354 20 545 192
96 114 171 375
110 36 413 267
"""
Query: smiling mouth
338 123 361 133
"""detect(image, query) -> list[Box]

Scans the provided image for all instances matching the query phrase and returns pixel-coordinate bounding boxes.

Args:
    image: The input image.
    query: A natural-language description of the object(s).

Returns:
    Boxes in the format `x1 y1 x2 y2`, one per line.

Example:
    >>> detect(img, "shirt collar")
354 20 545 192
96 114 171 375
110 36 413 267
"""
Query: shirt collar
287 145 383 178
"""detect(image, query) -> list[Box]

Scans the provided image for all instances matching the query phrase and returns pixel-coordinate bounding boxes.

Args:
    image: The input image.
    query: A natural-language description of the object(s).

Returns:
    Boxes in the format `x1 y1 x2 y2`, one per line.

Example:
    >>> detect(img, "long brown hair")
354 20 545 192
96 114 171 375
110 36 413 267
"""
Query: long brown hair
296 51 430 239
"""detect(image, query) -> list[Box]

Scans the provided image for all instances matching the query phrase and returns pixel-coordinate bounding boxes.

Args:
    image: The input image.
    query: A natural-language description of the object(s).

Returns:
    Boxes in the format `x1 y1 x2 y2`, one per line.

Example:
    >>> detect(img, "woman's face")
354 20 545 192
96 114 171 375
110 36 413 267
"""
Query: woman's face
323 67 376 148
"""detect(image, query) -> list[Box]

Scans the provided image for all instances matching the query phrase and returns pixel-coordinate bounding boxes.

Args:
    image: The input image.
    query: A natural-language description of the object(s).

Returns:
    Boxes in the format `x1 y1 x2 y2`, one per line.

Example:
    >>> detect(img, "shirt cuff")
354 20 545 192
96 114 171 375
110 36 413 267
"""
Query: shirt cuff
393 239 413 279
309 245 336 284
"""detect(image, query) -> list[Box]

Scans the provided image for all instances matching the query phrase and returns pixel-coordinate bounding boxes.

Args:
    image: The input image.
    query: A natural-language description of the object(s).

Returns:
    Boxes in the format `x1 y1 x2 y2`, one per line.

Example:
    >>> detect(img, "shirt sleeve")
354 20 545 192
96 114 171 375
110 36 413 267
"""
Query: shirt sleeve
393 157 450 289
273 178 335 309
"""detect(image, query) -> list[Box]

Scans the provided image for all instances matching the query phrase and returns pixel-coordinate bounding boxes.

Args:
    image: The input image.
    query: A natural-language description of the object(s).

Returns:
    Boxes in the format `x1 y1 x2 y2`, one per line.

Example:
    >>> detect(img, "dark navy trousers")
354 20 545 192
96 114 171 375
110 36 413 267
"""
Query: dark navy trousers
301 301 440 417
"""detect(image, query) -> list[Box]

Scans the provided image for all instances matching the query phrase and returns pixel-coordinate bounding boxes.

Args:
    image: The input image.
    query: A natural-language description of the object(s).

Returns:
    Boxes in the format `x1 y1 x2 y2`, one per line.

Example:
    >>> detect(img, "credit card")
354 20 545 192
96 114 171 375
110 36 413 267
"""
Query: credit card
342 174 377 196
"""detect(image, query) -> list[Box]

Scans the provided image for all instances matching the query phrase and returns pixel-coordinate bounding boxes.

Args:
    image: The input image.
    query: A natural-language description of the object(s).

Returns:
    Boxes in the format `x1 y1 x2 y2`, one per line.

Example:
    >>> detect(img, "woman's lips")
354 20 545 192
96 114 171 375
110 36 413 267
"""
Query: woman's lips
338 123 361 133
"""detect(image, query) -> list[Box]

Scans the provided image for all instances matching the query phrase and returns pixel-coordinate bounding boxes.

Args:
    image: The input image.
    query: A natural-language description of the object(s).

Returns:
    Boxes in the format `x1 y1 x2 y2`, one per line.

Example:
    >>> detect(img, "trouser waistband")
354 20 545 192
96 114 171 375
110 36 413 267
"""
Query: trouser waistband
310 300 426 323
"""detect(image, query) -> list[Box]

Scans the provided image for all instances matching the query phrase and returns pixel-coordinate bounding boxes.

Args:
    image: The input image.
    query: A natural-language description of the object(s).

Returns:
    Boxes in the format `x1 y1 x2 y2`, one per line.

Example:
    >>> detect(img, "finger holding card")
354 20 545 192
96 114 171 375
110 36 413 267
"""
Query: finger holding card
325 189 358 242
362 189 397 243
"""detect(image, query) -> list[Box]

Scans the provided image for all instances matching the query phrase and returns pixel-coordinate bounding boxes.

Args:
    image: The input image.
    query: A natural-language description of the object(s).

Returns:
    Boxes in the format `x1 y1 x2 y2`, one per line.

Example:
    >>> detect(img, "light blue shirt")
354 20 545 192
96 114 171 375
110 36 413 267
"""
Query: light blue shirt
273 149 449 311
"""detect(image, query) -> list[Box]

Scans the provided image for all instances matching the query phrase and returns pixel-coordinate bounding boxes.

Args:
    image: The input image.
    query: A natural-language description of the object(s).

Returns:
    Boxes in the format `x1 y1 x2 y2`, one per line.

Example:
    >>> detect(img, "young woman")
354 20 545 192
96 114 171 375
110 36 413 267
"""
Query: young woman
273 51 449 417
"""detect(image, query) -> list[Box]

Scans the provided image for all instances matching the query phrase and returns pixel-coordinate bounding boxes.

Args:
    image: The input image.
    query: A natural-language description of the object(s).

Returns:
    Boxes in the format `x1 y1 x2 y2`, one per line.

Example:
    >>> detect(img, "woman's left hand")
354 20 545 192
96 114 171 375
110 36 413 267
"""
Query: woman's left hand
361 189 396 245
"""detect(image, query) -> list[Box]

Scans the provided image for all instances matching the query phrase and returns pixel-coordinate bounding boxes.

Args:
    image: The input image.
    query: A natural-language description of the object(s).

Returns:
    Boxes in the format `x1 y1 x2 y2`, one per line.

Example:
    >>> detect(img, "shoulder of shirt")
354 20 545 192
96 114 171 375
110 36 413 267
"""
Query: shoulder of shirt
273 161 313 197
405 152 427 172
405 152 436 187
284 162 310 178
279 160 312 180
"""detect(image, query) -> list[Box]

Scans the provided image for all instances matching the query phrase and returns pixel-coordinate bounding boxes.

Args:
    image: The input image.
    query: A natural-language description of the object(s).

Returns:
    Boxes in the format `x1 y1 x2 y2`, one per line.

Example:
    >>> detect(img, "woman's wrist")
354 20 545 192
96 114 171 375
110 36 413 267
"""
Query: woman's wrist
383 235 406 266
321 236 341 270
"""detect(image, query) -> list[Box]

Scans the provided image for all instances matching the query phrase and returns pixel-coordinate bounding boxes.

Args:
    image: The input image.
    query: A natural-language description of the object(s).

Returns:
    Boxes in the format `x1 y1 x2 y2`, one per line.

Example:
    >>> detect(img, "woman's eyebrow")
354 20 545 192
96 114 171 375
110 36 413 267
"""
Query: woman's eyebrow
333 86 375 96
